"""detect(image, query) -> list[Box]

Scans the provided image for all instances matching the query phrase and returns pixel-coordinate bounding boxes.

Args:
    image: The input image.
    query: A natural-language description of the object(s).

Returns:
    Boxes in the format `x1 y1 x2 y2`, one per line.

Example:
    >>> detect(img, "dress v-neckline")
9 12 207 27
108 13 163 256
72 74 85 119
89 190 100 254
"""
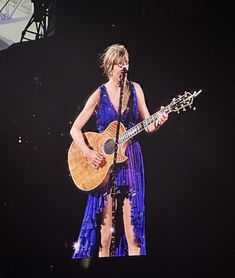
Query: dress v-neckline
103 85 129 116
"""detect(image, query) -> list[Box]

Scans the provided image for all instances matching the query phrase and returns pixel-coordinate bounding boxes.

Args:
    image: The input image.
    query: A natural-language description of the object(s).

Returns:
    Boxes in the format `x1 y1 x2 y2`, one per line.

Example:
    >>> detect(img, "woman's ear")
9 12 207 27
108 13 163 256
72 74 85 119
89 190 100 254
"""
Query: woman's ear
109 70 113 77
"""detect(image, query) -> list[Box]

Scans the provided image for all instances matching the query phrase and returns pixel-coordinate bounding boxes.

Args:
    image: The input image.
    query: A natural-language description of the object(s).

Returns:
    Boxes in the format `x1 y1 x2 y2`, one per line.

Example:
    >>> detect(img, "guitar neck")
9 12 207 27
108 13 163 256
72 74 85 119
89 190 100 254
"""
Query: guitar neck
118 105 171 144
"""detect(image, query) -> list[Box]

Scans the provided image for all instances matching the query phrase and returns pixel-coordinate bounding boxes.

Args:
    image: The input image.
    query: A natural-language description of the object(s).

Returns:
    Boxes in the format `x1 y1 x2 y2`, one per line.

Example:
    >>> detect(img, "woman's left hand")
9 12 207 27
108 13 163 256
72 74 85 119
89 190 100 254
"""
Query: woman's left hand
155 107 168 128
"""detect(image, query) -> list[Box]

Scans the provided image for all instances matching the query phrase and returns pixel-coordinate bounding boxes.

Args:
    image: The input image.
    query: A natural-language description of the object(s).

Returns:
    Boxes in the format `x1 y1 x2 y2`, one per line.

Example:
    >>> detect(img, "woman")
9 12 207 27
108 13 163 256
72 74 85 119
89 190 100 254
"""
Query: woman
70 44 168 258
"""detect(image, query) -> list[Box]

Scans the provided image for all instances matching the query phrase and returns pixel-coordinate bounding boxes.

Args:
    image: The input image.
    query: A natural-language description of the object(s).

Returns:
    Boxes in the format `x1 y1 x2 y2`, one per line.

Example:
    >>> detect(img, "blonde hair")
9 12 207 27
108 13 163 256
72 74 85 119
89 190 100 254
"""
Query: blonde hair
100 44 129 77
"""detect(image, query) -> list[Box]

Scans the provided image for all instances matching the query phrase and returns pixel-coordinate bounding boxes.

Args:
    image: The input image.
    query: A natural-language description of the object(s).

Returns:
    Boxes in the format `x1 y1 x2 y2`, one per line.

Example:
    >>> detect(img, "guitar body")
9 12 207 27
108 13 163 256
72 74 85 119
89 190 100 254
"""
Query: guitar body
68 121 128 191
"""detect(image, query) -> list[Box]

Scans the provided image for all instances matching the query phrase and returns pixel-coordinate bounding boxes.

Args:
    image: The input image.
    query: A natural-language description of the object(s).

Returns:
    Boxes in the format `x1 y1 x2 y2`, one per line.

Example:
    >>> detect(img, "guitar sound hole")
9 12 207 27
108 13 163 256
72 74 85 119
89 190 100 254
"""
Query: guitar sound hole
103 138 116 155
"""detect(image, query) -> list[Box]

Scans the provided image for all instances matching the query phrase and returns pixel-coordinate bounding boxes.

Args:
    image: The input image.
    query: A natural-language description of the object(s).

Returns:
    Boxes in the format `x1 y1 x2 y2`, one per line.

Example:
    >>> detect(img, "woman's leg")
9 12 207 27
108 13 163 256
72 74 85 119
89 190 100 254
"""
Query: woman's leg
99 194 112 257
123 198 140 256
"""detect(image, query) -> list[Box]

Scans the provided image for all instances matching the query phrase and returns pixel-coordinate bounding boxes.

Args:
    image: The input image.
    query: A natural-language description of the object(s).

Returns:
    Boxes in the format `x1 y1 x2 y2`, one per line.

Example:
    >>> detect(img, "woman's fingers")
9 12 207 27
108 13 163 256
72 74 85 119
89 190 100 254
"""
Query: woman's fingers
97 153 104 160
86 149 104 168
93 152 104 168
157 112 168 126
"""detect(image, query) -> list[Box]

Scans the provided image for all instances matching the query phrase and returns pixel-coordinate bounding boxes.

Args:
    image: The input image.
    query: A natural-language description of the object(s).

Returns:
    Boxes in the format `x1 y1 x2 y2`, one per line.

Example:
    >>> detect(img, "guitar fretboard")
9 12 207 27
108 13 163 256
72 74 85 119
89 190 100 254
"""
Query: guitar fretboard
118 106 171 144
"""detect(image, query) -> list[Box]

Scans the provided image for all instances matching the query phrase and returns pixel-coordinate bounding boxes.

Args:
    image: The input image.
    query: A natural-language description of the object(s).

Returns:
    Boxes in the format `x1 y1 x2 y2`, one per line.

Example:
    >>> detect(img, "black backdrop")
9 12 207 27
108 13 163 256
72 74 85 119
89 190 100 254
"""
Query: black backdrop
0 1 234 277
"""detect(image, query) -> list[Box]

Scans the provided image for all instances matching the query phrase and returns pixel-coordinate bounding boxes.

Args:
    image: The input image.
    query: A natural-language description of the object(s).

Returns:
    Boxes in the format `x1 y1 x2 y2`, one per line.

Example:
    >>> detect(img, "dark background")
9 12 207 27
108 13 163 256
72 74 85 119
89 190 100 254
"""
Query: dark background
0 1 234 277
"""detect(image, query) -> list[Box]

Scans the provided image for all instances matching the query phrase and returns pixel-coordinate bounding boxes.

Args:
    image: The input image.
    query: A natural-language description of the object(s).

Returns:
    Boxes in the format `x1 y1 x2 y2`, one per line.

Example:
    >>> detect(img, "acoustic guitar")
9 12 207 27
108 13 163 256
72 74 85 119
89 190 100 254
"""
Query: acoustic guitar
68 90 201 191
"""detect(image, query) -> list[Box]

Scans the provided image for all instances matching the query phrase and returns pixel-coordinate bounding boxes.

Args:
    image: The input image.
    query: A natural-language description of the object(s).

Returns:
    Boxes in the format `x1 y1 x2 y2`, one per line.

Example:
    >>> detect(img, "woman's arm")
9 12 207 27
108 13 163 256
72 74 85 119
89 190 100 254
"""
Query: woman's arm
70 89 103 167
133 82 168 133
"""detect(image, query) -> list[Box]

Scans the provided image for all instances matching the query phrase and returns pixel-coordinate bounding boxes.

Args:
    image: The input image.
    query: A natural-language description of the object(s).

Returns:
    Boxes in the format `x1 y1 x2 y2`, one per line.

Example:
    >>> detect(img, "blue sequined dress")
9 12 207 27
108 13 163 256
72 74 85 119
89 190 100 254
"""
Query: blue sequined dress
72 82 146 258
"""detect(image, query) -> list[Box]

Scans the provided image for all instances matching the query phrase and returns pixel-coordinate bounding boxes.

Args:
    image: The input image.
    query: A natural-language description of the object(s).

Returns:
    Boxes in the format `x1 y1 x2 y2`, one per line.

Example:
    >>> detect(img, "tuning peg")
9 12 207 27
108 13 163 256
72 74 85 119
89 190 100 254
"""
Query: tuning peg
194 90 202 97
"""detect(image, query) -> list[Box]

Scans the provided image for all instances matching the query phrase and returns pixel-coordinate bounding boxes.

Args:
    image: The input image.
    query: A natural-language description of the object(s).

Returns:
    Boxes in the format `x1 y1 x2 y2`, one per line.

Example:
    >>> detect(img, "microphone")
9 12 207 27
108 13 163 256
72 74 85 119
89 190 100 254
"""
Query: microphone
121 64 129 74
118 64 129 87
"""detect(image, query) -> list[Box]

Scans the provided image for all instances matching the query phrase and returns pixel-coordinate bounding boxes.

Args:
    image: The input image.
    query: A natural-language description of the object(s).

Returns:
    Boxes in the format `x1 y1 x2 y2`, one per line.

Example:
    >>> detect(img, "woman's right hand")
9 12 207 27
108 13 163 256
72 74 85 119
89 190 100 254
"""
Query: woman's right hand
85 149 104 169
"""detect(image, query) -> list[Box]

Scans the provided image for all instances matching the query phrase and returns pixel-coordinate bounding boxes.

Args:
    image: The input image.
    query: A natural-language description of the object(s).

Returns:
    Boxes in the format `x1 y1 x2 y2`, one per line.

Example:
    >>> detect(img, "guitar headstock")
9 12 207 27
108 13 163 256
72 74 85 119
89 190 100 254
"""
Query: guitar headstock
168 90 202 113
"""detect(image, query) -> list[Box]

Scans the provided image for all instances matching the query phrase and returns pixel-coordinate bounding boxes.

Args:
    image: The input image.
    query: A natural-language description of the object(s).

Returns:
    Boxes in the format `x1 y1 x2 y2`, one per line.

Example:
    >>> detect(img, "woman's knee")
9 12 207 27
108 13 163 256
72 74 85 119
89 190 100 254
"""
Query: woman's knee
100 230 112 248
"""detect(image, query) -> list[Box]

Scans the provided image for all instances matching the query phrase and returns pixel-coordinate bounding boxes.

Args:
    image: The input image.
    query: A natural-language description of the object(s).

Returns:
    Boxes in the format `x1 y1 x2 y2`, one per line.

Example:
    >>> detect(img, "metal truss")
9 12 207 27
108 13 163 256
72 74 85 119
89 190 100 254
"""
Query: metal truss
20 0 56 42
0 0 32 24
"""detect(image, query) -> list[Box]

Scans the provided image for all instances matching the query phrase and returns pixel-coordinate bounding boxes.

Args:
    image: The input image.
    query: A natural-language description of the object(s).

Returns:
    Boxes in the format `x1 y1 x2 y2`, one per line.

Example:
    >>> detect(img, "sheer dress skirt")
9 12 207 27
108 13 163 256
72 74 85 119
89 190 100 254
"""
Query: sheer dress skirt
72 140 146 258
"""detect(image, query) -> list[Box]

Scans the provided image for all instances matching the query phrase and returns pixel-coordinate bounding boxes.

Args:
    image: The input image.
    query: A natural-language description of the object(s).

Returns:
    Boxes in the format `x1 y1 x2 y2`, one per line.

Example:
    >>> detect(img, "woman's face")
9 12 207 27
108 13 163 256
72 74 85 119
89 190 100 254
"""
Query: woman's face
110 56 129 81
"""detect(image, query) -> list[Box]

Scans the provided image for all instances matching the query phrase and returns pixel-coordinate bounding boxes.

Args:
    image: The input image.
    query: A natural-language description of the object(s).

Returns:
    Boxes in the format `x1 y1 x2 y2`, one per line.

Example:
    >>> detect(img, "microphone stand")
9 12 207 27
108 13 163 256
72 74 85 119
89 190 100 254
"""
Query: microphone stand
109 68 128 257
